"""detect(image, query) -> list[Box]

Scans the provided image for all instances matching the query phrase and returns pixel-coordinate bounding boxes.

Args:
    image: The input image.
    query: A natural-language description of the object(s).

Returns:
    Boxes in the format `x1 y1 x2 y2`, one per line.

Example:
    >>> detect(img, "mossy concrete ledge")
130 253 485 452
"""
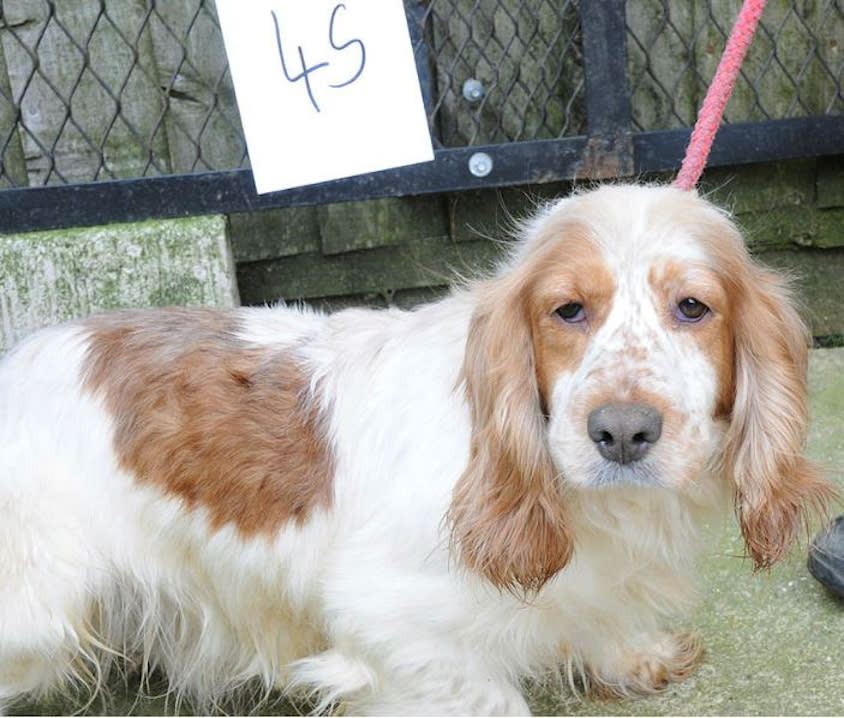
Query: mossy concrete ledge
0 215 239 354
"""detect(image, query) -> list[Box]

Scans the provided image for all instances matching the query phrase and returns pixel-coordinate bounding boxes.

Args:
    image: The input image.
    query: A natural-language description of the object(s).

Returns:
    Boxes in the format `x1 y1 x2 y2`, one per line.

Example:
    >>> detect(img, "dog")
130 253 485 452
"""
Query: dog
0 184 832 715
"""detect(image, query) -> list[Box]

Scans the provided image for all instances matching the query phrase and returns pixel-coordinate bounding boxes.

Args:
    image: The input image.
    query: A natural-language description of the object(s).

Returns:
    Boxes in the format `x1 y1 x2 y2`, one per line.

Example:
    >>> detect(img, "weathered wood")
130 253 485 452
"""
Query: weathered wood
814 0 844 118
229 206 321 264
760 247 844 338
811 207 844 250
147 0 245 172
701 0 840 123
318 196 450 255
626 0 700 130
308 285 450 313
817 155 844 209
700 159 843 251
0 215 238 354
447 181 571 243
626 0 843 130
0 0 171 184
738 205 844 251
237 236 503 305
427 0 581 236
429 0 584 146
702 159 817 214
0 27 27 188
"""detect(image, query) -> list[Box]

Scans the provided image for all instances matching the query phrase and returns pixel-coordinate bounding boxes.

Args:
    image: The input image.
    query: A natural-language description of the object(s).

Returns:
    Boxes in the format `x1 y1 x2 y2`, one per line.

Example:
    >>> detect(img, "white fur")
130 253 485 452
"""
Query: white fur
0 185 759 715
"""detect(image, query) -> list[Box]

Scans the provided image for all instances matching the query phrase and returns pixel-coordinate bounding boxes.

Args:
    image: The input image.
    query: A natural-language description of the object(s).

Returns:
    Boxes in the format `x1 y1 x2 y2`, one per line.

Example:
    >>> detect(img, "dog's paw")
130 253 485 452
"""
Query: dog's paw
586 631 703 698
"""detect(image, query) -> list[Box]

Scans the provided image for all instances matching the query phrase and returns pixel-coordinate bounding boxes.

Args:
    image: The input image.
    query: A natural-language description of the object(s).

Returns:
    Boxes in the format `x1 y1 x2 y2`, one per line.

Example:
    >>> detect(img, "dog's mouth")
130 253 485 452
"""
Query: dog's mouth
586 459 665 489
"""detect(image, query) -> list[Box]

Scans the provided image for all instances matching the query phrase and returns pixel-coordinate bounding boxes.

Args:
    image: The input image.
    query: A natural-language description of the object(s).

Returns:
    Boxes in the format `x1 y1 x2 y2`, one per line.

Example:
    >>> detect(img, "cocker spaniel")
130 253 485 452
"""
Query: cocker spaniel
0 184 831 715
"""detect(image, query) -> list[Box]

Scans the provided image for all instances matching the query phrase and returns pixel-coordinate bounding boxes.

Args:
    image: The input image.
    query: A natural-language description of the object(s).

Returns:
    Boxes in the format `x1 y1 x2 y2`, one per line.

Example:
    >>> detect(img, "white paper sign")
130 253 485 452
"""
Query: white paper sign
215 0 435 194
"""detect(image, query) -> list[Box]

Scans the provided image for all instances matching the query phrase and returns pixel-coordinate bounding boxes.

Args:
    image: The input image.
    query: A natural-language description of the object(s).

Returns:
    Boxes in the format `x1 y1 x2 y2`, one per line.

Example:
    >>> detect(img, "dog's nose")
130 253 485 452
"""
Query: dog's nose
587 403 663 465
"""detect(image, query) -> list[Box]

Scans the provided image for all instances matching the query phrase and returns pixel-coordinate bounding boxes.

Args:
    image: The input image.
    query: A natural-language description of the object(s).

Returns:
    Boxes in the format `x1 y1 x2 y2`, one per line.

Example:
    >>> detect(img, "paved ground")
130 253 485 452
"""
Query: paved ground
19 348 844 716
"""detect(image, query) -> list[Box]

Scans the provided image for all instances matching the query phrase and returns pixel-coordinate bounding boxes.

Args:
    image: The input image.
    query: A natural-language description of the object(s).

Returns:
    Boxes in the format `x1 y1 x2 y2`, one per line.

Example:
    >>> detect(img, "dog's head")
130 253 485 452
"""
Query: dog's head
449 184 832 592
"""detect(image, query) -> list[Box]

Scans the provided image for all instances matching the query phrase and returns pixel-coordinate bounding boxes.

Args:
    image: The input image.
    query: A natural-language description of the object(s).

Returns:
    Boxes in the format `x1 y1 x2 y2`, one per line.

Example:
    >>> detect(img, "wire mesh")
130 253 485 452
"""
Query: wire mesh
0 0 840 189
627 0 843 131
417 0 586 146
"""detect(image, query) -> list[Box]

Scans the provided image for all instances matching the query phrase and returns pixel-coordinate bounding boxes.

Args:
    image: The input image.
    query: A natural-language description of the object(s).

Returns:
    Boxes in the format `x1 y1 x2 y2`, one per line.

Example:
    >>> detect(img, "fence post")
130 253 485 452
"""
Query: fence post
579 0 634 178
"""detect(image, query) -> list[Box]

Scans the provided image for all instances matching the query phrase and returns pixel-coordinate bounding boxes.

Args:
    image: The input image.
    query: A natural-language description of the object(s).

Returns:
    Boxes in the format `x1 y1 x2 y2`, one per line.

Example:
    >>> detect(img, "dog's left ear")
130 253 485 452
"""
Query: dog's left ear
722 254 833 569
448 276 573 594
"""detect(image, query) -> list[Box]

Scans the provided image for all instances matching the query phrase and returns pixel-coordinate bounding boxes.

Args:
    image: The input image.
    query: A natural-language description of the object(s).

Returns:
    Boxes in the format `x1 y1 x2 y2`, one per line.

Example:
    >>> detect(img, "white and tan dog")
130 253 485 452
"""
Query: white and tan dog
0 184 832 714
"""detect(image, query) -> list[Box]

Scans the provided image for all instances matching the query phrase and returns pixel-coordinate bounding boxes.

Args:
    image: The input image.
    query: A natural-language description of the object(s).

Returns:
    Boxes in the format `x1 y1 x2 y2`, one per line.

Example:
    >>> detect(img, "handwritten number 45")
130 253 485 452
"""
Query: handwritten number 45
271 4 366 113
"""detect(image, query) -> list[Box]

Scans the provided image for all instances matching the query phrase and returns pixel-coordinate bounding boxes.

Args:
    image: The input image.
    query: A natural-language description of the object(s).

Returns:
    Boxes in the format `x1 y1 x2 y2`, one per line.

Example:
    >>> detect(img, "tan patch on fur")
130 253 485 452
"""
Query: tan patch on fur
526 230 616 410
448 231 613 592
449 293 573 593
648 259 734 417
739 459 834 569
82 308 334 537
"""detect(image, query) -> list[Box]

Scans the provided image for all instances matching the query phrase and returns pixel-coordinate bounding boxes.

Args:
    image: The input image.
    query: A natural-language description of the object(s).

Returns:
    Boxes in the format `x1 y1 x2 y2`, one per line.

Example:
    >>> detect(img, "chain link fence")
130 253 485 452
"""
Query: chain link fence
0 0 840 189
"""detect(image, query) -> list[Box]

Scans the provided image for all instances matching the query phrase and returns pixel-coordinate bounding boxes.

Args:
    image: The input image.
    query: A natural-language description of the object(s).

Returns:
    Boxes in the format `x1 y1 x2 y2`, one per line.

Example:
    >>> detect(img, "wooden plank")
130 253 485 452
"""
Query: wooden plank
738 205 844 251
816 155 844 209
702 160 843 251
702 159 816 214
447 182 570 243
0 25 27 188
0 0 171 184
229 206 321 263
307 285 450 313
318 196 450 255
814 0 844 118
427 0 583 232
147 0 245 172
626 0 701 130
237 236 503 305
627 0 841 131
0 215 238 354
812 208 844 249
761 248 844 338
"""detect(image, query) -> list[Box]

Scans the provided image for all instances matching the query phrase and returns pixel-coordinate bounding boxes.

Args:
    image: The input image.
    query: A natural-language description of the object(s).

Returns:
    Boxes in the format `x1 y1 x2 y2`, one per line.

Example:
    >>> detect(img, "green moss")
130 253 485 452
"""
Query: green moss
0 215 238 353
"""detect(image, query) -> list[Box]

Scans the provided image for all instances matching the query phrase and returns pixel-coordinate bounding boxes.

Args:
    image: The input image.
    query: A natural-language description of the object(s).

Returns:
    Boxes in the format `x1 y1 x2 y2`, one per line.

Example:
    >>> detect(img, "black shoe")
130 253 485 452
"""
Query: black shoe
808 515 844 599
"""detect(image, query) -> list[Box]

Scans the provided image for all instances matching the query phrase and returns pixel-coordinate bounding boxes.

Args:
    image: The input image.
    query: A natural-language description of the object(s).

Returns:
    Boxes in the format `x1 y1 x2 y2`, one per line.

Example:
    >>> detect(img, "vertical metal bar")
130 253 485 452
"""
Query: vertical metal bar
578 0 634 177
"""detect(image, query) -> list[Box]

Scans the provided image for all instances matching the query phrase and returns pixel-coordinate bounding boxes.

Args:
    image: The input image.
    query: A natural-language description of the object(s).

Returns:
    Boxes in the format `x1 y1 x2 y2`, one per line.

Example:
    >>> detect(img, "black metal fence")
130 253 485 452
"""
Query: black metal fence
0 0 841 233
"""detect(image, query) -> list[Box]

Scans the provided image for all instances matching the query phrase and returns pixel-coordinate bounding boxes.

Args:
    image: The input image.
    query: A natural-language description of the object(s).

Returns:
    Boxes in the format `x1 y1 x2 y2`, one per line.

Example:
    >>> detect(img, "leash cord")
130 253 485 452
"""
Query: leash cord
673 0 768 190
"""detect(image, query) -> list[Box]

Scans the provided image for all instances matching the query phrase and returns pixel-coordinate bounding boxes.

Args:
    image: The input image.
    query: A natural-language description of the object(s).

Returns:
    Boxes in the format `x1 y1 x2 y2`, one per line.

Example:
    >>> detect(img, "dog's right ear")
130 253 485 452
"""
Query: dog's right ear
448 277 573 594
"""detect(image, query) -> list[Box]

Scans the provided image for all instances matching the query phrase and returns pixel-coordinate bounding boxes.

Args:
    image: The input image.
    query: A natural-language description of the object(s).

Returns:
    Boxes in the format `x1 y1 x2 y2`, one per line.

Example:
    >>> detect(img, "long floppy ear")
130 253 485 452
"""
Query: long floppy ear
723 259 833 569
448 279 573 593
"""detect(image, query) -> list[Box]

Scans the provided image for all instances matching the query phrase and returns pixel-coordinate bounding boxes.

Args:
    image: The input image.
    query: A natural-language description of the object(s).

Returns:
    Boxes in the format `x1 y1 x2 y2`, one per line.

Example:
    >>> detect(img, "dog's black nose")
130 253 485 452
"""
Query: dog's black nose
587 403 663 465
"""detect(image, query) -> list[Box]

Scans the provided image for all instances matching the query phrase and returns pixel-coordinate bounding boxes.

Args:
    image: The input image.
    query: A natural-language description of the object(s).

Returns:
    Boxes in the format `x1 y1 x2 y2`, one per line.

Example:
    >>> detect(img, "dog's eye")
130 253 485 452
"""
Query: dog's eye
676 297 709 322
555 302 585 323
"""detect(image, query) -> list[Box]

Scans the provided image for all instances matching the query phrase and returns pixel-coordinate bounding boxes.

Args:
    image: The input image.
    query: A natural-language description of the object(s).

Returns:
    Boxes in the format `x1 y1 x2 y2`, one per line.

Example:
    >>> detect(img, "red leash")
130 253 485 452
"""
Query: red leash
673 0 768 190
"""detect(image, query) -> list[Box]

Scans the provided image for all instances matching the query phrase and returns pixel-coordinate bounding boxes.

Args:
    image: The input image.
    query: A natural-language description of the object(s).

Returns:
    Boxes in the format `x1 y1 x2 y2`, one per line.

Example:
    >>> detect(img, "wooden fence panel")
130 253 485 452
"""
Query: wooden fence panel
0 0 171 184
147 0 245 173
626 0 701 130
699 0 840 122
429 0 584 146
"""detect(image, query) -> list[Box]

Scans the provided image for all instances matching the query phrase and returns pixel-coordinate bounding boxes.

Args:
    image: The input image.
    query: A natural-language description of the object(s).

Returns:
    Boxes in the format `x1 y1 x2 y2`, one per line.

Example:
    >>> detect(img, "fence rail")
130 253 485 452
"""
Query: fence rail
0 0 841 233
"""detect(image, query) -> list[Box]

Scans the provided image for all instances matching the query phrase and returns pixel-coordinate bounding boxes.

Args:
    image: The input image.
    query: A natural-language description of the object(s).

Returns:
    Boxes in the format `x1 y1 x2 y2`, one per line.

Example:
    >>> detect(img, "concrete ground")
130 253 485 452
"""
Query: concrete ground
19 348 844 716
